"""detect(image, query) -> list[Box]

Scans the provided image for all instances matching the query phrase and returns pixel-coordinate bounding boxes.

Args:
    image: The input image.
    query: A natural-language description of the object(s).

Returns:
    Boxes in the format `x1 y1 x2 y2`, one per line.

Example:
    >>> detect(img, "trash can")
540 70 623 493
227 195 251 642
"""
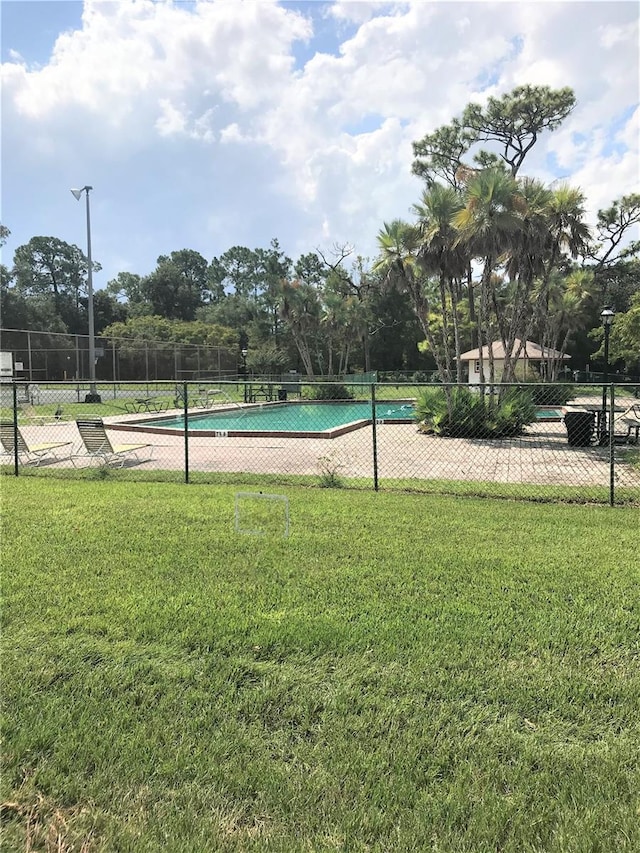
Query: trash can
564 410 595 446
278 388 288 402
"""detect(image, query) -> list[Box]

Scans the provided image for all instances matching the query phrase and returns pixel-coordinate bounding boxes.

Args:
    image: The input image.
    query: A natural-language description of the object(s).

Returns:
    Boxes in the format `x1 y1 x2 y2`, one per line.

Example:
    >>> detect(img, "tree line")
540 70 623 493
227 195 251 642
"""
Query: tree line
1 85 639 381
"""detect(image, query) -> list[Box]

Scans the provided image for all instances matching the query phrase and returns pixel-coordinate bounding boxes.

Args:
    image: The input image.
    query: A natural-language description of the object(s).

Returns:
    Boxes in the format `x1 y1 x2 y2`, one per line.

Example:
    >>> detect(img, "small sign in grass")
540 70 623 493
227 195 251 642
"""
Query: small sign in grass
234 491 290 538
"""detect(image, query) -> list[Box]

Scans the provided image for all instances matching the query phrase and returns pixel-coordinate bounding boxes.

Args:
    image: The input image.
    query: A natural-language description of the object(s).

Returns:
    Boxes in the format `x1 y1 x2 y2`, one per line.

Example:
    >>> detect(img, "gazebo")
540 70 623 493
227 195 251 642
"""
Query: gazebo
459 339 570 384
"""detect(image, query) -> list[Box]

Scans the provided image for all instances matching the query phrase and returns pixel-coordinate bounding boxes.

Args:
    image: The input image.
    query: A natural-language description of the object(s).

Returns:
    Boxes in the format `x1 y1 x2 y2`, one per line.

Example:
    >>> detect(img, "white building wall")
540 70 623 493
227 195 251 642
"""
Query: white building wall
467 358 506 384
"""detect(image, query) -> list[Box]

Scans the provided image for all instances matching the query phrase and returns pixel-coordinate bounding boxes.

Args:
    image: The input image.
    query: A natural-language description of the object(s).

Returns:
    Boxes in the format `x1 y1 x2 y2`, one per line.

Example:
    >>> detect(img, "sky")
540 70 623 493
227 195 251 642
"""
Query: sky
1 0 639 291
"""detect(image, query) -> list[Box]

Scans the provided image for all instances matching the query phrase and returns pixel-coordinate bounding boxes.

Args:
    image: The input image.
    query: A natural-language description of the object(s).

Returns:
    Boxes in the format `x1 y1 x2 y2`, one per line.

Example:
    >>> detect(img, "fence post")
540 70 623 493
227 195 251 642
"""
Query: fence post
183 381 189 484
12 381 19 476
609 384 615 506
27 330 33 382
370 383 379 492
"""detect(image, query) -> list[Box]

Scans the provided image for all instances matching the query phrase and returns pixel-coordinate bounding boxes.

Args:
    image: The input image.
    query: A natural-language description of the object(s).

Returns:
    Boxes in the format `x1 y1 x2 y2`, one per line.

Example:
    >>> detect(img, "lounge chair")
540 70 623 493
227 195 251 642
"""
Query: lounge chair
72 418 153 467
0 421 73 466
194 388 223 408
124 397 168 414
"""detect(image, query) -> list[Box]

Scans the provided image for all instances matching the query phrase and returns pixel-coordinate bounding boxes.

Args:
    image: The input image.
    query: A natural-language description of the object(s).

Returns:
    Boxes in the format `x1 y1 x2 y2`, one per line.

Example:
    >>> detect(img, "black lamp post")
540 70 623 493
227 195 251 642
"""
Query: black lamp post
241 347 248 403
600 306 615 444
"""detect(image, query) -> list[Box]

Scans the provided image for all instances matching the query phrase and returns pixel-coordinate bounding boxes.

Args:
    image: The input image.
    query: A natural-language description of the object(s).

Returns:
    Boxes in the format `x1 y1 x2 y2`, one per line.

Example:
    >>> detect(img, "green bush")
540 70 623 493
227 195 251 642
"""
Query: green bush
414 386 536 438
411 371 431 383
304 383 354 401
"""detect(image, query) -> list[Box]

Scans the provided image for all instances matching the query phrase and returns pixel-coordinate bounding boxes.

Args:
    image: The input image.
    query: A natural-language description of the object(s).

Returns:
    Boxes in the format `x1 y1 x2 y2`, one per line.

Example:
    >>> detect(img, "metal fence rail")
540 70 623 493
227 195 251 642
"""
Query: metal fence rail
2 380 639 505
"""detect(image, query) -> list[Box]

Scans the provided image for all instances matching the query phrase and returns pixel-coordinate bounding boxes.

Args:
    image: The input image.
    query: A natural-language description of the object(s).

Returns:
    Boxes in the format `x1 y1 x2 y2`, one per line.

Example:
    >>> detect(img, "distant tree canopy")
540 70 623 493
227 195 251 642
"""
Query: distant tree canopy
102 315 238 351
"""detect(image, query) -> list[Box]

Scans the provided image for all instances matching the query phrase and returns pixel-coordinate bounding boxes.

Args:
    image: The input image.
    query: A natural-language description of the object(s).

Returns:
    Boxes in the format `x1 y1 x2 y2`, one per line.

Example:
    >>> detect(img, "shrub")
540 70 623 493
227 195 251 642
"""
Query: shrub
317 450 350 487
414 386 536 438
304 383 354 401
411 371 431 383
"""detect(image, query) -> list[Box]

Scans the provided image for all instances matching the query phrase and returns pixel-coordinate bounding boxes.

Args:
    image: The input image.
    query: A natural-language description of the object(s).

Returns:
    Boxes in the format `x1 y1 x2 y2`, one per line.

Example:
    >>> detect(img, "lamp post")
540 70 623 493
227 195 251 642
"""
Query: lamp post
241 347 248 403
600 306 615 444
71 185 101 403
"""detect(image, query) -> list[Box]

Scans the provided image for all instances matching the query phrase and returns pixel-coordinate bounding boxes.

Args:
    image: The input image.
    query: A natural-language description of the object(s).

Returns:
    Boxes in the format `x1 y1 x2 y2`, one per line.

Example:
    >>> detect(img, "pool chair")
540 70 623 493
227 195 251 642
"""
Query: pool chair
0 421 73 466
72 418 154 467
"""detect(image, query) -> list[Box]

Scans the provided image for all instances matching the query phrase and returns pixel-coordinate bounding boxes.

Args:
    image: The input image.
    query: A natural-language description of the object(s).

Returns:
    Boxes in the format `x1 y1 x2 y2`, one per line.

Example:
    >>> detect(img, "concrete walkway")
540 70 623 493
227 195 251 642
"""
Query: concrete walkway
12 408 640 494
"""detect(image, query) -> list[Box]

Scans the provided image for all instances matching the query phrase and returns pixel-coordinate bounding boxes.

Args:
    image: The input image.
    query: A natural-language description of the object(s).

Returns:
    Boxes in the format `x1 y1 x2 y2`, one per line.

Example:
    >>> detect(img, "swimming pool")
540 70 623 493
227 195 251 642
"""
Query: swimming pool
535 407 562 421
113 401 563 440
119 401 415 439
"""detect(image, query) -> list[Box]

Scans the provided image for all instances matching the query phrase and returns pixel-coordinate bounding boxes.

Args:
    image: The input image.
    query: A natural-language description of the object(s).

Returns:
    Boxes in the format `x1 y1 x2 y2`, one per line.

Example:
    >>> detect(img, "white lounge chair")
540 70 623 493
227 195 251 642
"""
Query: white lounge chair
0 421 73 466
72 418 153 467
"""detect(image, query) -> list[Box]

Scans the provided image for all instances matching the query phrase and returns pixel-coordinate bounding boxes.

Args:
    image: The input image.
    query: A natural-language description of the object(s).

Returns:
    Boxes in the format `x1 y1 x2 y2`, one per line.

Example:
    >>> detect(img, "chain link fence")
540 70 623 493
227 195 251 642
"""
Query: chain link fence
2 379 639 505
0 328 238 382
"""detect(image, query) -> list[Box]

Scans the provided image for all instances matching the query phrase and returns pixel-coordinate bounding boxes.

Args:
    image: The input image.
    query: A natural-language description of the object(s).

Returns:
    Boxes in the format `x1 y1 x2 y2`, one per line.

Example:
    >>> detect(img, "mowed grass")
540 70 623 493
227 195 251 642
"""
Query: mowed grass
1 480 639 852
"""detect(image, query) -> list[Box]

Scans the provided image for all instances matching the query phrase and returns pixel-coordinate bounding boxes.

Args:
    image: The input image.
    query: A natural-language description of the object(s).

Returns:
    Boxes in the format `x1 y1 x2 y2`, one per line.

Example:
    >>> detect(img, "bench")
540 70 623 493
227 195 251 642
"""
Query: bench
620 410 640 444
249 385 275 403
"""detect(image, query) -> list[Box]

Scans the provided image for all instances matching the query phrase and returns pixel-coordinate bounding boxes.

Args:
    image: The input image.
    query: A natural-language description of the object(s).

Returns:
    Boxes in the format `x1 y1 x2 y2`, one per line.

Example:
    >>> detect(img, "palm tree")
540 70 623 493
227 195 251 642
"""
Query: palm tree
278 278 320 377
320 290 346 377
546 185 591 260
373 220 449 384
373 221 421 299
453 168 524 386
412 183 467 381
536 268 595 379
508 184 591 381
500 178 554 381
340 296 370 377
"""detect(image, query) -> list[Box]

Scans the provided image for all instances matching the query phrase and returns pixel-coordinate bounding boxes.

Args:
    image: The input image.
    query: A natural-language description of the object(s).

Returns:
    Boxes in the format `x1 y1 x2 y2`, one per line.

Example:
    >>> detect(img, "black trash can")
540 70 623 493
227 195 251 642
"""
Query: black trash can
564 410 595 446
278 388 288 402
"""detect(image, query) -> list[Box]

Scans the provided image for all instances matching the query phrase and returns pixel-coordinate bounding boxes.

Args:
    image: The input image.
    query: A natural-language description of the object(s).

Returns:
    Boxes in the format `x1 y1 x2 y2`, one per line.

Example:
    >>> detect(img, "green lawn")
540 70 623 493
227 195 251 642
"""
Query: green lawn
2 479 639 852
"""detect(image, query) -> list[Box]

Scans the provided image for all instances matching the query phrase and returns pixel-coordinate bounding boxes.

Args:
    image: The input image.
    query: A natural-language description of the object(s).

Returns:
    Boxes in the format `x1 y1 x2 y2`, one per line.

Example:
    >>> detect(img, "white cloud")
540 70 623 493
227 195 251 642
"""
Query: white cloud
568 107 640 222
600 20 637 50
155 99 187 136
1 0 638 281
219 122 249 144
327 1 403 26
2 0 312 126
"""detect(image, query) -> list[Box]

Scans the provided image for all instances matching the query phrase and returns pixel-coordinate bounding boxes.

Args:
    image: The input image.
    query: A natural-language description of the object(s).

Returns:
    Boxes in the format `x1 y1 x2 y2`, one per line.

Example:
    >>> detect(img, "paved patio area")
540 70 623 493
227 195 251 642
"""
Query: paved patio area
11 406 640 494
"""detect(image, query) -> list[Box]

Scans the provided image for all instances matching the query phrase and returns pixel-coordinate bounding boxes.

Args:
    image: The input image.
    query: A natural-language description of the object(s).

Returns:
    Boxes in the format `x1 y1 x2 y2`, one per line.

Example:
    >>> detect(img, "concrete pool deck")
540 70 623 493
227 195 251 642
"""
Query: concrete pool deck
12 402 640 492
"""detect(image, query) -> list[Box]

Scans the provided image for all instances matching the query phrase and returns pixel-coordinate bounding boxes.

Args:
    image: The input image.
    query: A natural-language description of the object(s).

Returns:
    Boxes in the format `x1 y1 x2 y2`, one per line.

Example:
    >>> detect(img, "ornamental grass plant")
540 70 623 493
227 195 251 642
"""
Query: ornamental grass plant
415 385 536 438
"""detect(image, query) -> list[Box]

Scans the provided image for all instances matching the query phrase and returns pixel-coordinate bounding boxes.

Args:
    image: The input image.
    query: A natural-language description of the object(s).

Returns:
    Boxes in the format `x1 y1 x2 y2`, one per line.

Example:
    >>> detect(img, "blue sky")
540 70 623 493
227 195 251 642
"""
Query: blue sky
1 0 638 291
1 1 83 64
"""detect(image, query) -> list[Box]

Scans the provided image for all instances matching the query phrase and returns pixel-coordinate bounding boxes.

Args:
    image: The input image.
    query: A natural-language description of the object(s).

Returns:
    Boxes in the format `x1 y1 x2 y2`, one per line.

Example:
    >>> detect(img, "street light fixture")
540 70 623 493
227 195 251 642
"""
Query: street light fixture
71 185 101 403
599 306 615 444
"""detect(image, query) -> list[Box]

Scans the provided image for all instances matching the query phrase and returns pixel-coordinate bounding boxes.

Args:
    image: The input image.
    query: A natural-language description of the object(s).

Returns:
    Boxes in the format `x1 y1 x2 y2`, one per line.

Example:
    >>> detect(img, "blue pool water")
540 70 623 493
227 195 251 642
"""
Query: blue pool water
146 401 415 433
535 408 562 420
140 402 560 435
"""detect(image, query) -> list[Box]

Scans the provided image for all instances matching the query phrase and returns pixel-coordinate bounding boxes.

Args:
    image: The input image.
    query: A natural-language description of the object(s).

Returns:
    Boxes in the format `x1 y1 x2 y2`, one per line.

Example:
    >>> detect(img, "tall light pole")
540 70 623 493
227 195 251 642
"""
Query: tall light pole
71 185 101 403
241 347 248 403
600 306 615 444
